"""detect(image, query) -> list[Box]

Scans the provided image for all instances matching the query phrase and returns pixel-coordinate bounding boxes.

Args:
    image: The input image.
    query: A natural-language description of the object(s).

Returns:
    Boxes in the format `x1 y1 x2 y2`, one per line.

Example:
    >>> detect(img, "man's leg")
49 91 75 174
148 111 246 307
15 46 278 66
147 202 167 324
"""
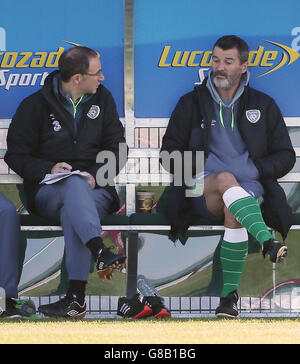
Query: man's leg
36 176 125 279
0 193 37 319
204 174 248 317
35 178 95 318
0 193 19 299
219 226 248 298
203 172 286 317
60 185 115 282
35 176 123 273
204 172 285 253
36 176 108 243
35 176 124 318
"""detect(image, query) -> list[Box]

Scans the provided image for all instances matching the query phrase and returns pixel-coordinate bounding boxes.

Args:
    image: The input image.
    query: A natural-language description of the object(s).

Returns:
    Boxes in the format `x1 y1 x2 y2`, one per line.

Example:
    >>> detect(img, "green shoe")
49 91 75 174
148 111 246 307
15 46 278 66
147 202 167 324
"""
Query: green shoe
0 298 37 319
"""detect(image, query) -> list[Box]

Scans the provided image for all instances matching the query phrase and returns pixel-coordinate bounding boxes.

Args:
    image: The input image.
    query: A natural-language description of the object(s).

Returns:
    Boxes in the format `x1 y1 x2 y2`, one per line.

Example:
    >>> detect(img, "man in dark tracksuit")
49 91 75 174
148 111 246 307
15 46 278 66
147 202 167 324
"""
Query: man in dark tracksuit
0 193 36 318
5 46 127 318
160 35 295 318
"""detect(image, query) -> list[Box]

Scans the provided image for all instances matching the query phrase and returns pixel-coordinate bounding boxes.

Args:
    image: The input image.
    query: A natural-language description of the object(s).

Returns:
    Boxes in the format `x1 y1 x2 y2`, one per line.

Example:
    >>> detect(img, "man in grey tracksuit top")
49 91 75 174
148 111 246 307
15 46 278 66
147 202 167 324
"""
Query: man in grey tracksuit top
160 35 295 318
205 70 264 199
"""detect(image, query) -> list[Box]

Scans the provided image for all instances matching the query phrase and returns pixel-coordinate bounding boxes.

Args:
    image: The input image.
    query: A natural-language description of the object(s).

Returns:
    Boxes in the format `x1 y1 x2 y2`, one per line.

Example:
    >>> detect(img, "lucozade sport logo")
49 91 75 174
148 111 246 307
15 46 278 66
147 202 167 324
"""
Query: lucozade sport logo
0 47 64 90
253 40 300 77
158 40 300 77
0 40 96 91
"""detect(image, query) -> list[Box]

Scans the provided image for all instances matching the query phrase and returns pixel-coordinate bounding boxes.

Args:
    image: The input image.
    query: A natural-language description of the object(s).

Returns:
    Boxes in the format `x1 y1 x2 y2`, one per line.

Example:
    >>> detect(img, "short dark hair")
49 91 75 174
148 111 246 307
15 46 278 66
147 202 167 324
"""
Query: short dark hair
59 46 99 82
213 35 249 64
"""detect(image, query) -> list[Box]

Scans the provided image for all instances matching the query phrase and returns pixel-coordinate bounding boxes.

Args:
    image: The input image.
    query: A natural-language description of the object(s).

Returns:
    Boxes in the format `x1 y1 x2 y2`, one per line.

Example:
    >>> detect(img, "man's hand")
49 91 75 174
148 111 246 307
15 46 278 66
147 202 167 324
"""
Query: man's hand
79 171 96 189
51 162 73 174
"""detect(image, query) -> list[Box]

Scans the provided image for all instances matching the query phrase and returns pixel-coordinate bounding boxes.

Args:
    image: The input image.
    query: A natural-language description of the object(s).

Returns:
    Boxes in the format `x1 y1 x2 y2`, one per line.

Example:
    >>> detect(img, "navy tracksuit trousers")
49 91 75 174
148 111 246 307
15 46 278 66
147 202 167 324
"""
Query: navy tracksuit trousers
34 176 113 282
0 193 19 298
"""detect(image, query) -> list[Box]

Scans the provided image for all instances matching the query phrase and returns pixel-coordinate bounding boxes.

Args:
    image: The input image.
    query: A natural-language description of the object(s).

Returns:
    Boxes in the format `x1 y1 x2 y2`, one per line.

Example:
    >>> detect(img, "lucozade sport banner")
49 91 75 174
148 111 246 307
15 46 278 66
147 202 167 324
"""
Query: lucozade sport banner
134 0 300 118
0 0 124 118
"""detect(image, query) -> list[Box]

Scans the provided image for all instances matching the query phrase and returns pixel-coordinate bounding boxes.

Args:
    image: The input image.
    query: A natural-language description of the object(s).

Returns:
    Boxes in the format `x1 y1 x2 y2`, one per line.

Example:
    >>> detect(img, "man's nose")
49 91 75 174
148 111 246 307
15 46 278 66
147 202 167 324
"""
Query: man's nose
215 62 225 71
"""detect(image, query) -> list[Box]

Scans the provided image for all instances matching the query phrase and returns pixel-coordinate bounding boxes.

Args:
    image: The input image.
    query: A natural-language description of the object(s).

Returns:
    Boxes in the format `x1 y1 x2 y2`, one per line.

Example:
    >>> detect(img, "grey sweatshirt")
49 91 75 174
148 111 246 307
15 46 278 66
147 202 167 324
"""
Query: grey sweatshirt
204 70 264 198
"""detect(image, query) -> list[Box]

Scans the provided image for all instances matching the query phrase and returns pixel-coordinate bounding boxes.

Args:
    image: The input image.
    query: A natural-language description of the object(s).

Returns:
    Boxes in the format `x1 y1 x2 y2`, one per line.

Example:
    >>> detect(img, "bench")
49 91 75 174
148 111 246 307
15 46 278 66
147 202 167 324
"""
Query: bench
1 117 300 298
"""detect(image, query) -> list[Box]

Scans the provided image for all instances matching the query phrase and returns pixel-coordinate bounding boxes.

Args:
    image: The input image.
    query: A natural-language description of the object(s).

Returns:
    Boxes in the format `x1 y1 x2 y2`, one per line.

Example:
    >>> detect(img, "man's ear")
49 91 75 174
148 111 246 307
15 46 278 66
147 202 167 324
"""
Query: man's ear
71 73 82 85
241 61 248 74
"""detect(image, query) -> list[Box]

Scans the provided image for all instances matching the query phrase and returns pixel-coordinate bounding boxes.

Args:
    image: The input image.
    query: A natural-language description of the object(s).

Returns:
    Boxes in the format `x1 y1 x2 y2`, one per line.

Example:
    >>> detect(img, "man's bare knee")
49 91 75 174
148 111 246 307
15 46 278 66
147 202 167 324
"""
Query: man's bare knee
204 172 238 195
214 172 239 195
215 172 238 186
203 172 240 215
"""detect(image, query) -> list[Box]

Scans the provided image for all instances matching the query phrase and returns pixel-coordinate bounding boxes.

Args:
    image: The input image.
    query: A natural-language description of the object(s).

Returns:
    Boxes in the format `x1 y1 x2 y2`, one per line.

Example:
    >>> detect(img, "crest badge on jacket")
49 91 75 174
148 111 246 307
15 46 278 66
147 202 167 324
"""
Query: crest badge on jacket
246 109 261 124
49 113 62 132
87 105 101 119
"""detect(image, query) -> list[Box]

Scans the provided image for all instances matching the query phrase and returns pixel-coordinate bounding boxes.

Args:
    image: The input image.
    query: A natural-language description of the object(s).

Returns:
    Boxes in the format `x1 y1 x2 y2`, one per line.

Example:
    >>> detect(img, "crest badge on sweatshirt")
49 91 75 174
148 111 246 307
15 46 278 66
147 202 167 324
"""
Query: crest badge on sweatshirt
246 109 261 124
87 105 100 119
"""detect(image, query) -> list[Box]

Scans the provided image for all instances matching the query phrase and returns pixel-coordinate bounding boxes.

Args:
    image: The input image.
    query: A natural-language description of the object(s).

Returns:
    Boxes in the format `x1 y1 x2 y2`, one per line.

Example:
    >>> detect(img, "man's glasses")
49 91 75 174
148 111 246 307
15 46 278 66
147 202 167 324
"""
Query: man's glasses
84 69 103 77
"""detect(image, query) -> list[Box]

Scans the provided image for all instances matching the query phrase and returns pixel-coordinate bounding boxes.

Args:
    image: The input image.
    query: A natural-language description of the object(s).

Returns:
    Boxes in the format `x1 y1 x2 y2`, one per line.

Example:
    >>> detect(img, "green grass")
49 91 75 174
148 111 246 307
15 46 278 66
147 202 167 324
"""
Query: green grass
0 318 300 344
